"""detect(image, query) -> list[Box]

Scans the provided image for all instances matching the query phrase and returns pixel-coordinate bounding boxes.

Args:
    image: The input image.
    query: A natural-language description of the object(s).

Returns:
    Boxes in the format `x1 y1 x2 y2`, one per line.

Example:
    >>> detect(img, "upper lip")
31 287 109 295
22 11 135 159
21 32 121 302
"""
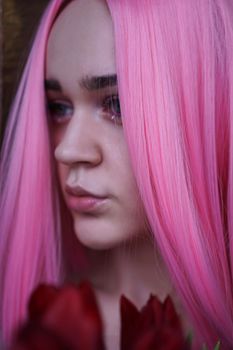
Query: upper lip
65 184 106 199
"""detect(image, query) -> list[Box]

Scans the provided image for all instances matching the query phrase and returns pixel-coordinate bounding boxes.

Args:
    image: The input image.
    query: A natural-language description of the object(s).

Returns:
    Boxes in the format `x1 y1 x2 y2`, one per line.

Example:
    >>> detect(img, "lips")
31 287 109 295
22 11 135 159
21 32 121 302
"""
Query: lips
65 184 106 198
65 185 108 213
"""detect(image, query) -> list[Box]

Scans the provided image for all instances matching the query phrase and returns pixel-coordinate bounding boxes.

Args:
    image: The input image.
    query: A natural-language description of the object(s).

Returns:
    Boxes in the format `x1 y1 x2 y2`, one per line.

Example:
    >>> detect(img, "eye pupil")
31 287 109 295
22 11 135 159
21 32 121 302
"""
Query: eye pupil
47 101 73 123
103 95 121 123
48 103 66 115
58 105 66 114
111 96 121 115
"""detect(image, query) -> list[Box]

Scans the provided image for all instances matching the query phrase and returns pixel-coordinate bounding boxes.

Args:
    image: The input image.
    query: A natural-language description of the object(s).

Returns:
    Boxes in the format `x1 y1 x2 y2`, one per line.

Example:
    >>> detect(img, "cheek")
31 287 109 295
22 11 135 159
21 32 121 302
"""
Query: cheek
109 141 147 227
57 163 68 194
110 139 139 200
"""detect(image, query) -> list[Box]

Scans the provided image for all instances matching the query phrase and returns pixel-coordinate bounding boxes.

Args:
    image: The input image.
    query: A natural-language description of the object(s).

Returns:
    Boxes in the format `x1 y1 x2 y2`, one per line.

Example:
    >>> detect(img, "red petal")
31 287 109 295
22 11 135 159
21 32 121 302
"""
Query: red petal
28 285 59 321
120 294 187 350
10 323 70 350
163 296 182 329
133 329 156 350
140 295 163 329
133 328 186 350
120 295 140 350
14 282 106 350
40 283 105 349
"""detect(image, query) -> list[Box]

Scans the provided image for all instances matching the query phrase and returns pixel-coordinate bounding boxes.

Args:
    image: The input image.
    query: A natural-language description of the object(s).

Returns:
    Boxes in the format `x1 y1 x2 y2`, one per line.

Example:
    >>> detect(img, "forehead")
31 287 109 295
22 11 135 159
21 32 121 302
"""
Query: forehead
46 0 116 81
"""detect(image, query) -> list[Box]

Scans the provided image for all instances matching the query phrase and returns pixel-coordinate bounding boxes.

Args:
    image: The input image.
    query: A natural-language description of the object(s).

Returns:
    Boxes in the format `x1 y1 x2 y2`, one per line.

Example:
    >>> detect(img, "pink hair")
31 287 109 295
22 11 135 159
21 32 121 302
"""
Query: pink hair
0 0 233 348
107 0 233 348
0 0 72 343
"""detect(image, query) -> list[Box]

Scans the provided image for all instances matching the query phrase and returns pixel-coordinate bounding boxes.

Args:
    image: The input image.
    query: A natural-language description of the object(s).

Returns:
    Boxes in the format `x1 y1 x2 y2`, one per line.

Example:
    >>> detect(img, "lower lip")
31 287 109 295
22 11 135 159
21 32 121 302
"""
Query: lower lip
67 196 107 213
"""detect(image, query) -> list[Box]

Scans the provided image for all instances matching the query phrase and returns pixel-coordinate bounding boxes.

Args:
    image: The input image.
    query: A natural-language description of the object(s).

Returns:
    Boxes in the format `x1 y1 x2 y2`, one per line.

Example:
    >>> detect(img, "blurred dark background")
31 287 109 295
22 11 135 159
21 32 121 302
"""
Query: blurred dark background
1 0 49 142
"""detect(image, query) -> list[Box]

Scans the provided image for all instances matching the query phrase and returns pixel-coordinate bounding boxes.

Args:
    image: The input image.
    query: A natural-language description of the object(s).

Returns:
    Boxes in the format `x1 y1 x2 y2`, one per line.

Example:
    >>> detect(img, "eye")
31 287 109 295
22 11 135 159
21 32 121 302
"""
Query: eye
47 100 73 123
102 95 122 125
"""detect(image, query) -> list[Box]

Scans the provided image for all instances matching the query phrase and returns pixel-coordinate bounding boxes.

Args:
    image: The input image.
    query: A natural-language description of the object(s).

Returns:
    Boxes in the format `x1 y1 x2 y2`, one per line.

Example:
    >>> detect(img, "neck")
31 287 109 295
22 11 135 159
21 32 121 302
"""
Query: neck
81 233 175 305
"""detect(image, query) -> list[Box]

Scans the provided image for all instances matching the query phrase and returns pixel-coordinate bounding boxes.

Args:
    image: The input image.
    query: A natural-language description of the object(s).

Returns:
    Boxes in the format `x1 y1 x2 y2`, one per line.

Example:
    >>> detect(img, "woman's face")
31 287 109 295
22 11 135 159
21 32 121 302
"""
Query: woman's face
46 0 147 250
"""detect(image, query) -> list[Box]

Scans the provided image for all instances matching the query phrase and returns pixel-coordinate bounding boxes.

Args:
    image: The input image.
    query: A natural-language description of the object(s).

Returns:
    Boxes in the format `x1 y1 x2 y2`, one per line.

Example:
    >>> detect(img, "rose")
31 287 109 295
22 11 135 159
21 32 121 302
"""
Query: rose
10 282 105 350
120 294 190 350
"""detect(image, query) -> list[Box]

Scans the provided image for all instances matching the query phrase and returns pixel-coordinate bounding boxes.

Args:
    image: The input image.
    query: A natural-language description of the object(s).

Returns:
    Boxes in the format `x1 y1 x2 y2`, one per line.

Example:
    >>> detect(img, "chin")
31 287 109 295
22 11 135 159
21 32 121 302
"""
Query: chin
73 218 129 251
75 233 123 250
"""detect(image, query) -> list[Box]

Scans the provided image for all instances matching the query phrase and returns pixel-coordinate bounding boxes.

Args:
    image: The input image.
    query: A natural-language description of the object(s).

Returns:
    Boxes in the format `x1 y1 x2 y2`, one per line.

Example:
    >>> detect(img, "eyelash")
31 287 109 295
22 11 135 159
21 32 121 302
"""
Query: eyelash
47 94 122 125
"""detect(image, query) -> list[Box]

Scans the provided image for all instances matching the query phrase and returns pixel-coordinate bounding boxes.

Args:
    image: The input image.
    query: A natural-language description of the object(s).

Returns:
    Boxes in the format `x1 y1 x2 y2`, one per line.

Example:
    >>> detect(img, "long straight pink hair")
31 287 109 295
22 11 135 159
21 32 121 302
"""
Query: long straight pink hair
107 0 233 348
0 0 233 348
0 0 68 343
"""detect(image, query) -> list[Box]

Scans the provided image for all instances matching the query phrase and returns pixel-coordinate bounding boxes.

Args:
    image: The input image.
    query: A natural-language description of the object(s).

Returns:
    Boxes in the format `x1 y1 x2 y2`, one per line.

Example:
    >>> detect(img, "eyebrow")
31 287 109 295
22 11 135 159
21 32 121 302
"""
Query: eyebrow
44 74 117 92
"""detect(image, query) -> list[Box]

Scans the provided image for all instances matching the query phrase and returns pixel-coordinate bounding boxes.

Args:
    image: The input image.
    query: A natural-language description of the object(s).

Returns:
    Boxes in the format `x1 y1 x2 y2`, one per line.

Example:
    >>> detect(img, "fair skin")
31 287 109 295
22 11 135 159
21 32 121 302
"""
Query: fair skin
45 0 190 348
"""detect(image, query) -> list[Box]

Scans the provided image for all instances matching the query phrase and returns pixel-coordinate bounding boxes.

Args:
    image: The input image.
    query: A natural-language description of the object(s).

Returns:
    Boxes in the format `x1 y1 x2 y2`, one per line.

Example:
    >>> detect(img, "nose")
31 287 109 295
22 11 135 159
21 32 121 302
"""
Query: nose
54 111 103 167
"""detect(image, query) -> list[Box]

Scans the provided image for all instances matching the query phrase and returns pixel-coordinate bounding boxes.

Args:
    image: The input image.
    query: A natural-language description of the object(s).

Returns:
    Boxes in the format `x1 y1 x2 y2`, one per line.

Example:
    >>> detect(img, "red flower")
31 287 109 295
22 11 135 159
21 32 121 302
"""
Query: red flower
10 282 191 350
10 281 105 350
120 294 190 350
